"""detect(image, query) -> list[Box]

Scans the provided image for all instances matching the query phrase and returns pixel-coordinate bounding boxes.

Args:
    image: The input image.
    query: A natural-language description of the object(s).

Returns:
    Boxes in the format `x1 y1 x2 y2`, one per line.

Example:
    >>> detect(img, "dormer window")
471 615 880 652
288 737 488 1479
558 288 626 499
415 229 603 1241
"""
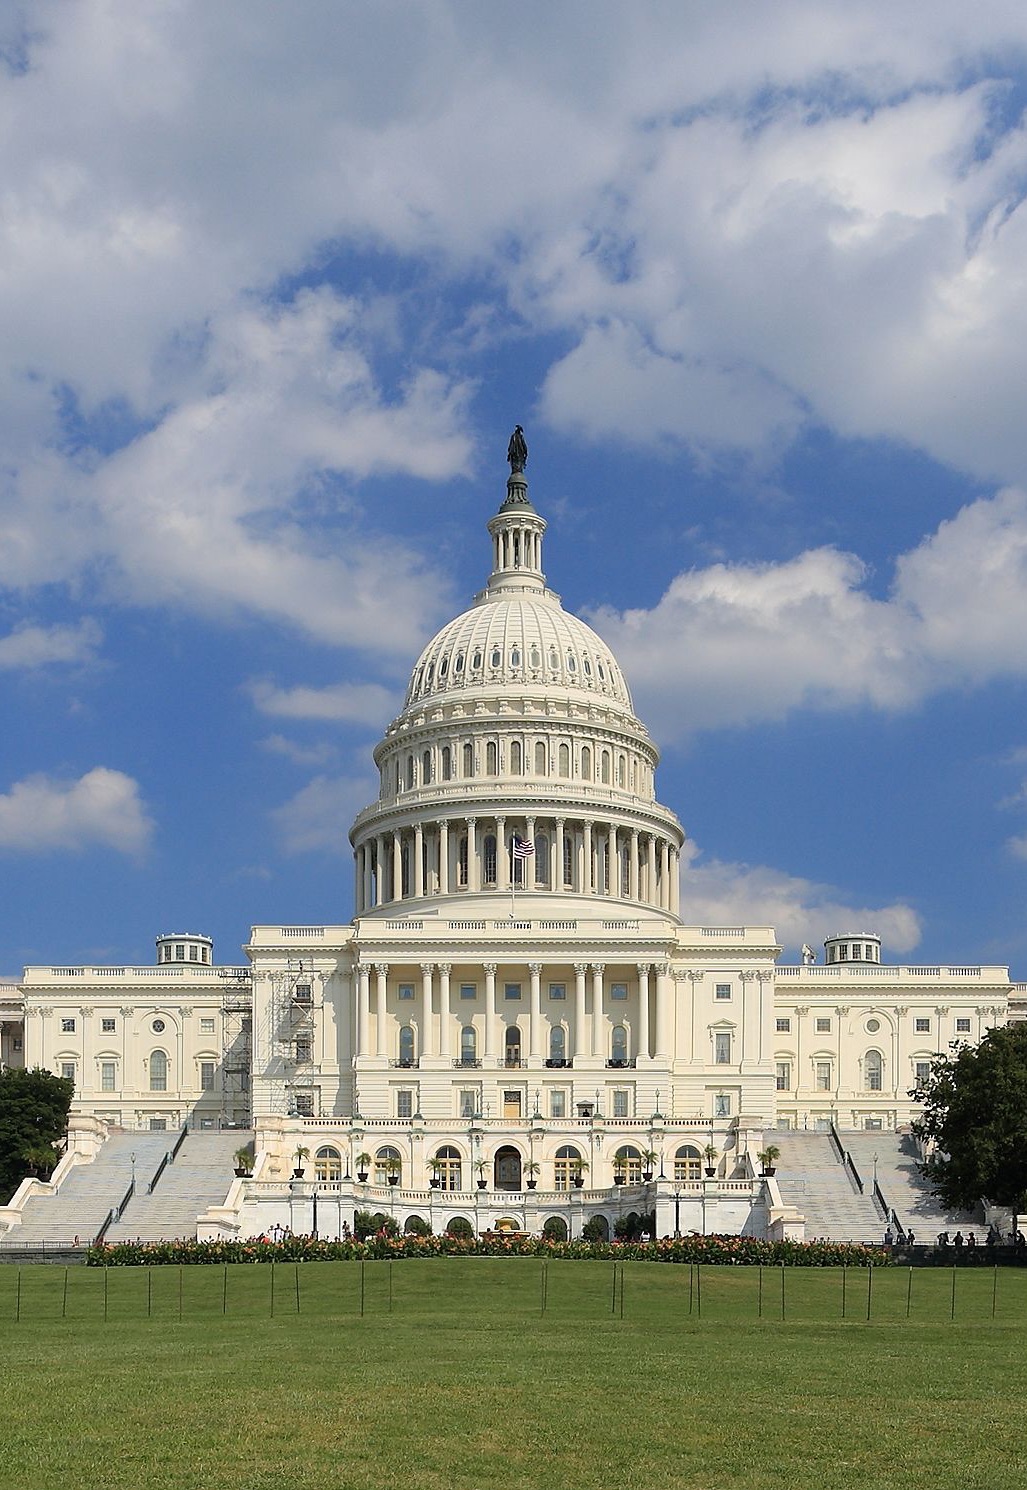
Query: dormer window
471 649 482 671
454 652 464 673
490 647 501 668
510 647 520 667
530 646 540 669
566 652 577 672
439 656 448 678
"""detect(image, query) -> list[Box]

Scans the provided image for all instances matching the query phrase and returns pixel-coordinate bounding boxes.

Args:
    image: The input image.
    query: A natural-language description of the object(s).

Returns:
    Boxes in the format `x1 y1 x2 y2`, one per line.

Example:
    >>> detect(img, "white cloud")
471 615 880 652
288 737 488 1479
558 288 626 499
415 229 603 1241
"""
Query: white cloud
679 840 922 955
270 773 377 855
591 486 1027 738
247 676 397 726
0 618 101 670
1007 834 1027 861
0 767 153 855
259 735 339 769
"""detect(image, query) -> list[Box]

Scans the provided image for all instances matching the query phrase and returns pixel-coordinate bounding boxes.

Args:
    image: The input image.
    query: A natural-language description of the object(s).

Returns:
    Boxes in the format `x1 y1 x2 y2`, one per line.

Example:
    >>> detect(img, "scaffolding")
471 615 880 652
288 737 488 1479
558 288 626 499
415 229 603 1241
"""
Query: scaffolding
219 966 253 1126
258 961 322 1118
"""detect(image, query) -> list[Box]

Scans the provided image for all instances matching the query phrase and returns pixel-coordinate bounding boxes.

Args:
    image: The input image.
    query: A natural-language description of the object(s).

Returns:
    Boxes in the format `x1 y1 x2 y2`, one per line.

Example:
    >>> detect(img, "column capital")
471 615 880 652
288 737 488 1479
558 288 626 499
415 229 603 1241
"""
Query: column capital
373 962 389 977
636 963 652 977
574 963 590 976
739 970 756 982
528 962 542 976
687 970 704 982
483 962 497 976
437 963 451 977
590 962 605 975
420 963 435 975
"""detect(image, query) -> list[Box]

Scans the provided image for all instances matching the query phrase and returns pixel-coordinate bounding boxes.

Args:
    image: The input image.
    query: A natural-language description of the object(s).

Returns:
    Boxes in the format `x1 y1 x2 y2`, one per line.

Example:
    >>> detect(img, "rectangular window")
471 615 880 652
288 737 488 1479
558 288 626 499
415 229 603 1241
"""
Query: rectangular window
549 1089 566 1118
612 1089 629 1118
101 1062 116 1092
775 1061 791 1091
914 1060 932 1085
200 1061 215 1091
398 984 415 1001
815 1061 832 1091
504 983 522 1001
149 1117 168 1131
61 1018 76 1034
295 1035 312 1063
548 983 566 1000
815 1017 831 1034
189 945 198 961
61 1061 75 1082
715 984 731 1001
396 1089 413 1119
101 1017 116 1034
714 1093 731 1117
915 1017 930 1033
851 944 862 959
175 945 185 961
714 1032 731 1064
293 983 312 1005
460 984 476 1000
200 1017 215 1034
459 1089 478 1118
610 983 628 1000
775 1017 791 1033
955 1017 971 1034
294 1091 315 1117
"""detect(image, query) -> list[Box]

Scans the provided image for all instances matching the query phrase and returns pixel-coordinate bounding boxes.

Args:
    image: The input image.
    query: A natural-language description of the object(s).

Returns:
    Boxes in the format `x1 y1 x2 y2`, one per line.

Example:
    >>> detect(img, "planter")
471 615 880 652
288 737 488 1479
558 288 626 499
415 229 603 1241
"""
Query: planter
704 1168 716 1178
234 1167 251 1179
761 1167 777 1178
387 1177 400 1187
357 1171 368 1183
429 1178 440 1189
526 1179 537 1189
476 1180 487 1190
613 1175 625 1185
572 1176 584 1188
292 1169 305 1180
642 1172 654 1183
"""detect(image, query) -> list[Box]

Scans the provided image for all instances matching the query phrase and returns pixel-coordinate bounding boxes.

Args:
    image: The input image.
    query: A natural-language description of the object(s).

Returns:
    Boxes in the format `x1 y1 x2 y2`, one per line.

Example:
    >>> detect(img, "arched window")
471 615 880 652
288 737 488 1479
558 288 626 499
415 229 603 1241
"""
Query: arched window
510 646 521 667
398 1025 415 1066
471 649 482 672
407 754 415 790
510 740 523 774
549 647 559 671
617 755 626 788
674 1145 702 1182
614 1145 643 1183
611 1026 628 1064
563 833 574 888
400 839 411 896
490 646 501 669
462 742 473 778
483 834 497 885
534 832 550 887
149 1050 168 1092
864 1049 884 1092
529 646 541 670
441 746 452 780
460 1026 477 1064
581 745 592 780
534 741 547 776
422 750 432 784
566 651 577 674
457 835 468 887
375 1146 402 1185
315 1146 342 1181
439 655 448 680
558 743 570 777
486 741 498 776
621 846 630 897
454 651 464 675
554 1145 582 1190
505 1026 521 1067
601 750 611 785
436 1145 462 1191
549 1026 566 1063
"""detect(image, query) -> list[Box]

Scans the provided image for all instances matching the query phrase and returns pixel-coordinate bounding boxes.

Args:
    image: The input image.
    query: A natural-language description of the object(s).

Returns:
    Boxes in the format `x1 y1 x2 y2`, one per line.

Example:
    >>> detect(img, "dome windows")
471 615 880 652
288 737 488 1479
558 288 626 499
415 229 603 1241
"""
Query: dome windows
549 647 559 671
439 656 449 679
510 647 521 668
454 651 464 674
490 646 502 669
471 649 482 672
583 656 592 677
529 645 541 669
566 652 577 673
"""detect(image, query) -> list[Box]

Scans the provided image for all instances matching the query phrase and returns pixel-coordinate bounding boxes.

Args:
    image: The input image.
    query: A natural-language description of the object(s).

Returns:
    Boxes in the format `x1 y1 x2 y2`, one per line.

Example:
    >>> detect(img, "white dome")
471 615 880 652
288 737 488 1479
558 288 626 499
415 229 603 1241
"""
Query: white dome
404 592 634 711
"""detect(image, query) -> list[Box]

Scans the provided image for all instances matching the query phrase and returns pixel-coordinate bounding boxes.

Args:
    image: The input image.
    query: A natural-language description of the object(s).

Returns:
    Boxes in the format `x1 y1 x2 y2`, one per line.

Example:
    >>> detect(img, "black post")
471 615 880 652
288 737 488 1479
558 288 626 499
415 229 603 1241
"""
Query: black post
147 1266 152 1319
360 1259 365 1316
270 1260 275 1318
223 1263 228 1316
62 1266 69 1320
866 1264 873 1323
992 1264 998 1321
15 1268 21 1323
294 1263 300 1315
758 1263 762 1319
950 1265 956 1322
388 1260 393 1314
906 1266 912 1319
104 1266 109 1323
842 1263 846 1320
178 1263 183 1321
780 1262 785 1321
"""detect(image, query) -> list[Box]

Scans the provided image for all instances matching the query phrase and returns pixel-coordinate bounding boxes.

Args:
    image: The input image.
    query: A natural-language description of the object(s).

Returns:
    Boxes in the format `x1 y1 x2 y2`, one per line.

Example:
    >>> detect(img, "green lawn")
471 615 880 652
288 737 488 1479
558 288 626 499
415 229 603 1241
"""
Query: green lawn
1 1260 1026 1489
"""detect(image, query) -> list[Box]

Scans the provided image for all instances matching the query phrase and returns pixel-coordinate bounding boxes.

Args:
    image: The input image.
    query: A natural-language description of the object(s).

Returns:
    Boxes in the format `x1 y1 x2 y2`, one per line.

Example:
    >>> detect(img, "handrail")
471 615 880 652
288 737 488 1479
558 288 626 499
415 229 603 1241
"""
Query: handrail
873 1178 891 1220
95 1207 115 1243
115 1177 134 1219
147 1152 171 1194
844 1153 865 1194
170 1123 188 1160
828 1122 845 1163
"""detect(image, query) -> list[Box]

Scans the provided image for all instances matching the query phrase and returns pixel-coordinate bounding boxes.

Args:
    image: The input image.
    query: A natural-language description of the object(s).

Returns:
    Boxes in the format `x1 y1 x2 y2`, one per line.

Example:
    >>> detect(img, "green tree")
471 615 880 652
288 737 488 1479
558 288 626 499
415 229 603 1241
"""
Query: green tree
912 1023 1027 1213
0 1067 74 1201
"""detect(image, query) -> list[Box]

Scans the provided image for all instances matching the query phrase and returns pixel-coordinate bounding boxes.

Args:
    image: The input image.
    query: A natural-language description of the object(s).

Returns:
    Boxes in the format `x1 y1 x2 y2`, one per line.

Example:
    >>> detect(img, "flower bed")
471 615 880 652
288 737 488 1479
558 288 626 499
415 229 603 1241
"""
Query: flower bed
86 1233 888 1267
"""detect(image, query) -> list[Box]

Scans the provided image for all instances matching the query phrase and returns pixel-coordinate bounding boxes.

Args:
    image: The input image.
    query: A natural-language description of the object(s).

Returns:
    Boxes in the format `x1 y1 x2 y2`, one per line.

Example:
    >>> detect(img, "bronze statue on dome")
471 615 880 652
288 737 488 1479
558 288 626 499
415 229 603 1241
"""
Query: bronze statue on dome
507 425 527 473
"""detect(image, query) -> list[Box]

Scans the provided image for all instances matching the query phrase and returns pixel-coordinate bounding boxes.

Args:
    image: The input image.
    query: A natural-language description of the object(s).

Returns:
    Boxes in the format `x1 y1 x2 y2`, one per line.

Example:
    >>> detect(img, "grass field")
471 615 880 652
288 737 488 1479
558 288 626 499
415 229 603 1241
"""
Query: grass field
1 1260 1026 1489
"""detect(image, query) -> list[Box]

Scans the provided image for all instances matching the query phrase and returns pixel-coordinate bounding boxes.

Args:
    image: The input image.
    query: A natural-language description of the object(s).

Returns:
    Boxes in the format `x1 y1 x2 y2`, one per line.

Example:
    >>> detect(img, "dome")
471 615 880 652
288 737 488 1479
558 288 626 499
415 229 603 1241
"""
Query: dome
404 592 634 711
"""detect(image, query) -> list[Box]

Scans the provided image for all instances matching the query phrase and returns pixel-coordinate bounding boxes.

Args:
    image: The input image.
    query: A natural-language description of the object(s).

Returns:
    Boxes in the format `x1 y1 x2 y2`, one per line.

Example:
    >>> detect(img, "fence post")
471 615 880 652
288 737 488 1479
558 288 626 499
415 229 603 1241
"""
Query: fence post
842 1264 846 1320
62 1266 69 1320
780 1262 785 1321
992 1264 998 1321
360 1259 365 1317
295 1263 301 1315
758 1264 763 1320
906 1266 913 1319
270 1260 275 1319
222 1264 228 1316
15 1268 21 1323
950 1266 956 1322
866 1264 873 1322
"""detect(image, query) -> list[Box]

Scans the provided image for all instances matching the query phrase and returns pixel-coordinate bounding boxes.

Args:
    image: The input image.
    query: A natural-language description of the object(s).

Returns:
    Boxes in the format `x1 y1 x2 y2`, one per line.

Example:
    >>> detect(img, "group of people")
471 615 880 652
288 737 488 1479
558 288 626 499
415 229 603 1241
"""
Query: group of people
882 1222 1027 1252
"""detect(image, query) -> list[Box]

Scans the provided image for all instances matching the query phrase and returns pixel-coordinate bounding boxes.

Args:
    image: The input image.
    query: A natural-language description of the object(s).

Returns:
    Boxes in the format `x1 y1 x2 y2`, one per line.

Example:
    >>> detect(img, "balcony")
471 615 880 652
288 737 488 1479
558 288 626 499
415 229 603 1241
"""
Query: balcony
544 1058 573 1069
606 1058 636 1069
389 1058 420 1069
452 1058 483 1069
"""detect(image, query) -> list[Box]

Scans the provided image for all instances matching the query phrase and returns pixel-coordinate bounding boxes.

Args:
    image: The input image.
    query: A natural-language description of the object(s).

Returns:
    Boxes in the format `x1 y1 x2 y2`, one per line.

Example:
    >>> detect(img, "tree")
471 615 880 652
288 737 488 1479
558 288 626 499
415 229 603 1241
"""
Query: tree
0 1068 74 1201
912 1023 1027 1213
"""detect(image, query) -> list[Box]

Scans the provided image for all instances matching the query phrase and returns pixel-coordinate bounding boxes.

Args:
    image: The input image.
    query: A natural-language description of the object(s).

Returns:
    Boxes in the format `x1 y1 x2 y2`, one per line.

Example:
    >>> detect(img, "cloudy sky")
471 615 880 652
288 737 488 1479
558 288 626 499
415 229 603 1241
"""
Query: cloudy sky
4 1 1027 973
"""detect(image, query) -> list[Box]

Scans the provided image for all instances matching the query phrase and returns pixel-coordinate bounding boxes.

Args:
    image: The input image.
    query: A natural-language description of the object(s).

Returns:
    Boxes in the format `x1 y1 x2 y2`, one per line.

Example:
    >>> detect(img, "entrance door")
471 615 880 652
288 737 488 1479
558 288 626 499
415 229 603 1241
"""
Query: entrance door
494 1144 522 1190
503 1089 522 1119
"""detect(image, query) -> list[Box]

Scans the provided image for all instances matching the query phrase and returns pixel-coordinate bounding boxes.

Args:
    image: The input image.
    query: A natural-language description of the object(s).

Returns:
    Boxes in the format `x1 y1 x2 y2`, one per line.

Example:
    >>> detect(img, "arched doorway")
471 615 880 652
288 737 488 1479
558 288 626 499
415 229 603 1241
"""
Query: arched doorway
494 1144 522 1191
542 1216 568 1240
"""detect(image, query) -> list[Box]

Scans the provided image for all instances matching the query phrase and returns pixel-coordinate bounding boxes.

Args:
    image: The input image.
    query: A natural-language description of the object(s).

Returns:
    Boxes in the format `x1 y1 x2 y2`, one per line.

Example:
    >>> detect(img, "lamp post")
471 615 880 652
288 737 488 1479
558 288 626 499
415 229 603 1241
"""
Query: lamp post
673 1186 683 1239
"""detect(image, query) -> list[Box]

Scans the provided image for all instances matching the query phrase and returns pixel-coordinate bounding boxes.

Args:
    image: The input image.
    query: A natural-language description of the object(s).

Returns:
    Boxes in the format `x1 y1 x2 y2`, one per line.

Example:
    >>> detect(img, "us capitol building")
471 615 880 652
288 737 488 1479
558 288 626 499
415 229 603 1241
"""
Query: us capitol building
1 435 1020 1242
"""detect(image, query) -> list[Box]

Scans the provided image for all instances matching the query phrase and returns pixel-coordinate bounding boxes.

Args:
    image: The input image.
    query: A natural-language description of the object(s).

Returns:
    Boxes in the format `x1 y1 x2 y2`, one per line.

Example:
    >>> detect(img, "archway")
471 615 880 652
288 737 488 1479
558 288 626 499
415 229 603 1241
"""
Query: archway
542 1216 568 1241
494 1144 522 1191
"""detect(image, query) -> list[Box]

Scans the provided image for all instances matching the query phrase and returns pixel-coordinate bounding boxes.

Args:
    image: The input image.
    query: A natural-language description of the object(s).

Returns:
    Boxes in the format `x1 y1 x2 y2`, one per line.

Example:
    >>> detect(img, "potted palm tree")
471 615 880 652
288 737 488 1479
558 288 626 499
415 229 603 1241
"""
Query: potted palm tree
757 1144 780 1178
233 1145 253 1178
613 1155 628 1185
640 1149 658 1182
475 1158 488 1190
523 1159 540 1190
386 1159 401 1186
703 1143 719 1179
570 1158 589 1189
292 1145 310 1179
427 1157 443 1188
355 1151 371 1183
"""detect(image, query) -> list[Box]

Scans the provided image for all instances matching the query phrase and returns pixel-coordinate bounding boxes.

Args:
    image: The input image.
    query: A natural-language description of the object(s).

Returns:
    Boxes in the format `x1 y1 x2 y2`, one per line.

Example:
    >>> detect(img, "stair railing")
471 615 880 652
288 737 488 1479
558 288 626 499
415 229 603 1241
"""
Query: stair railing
170 1123 188 1161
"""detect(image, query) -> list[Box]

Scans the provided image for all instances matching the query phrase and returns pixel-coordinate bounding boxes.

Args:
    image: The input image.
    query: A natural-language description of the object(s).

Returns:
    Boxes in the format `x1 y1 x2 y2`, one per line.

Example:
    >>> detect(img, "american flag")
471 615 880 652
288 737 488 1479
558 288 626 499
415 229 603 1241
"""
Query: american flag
512 837 535 859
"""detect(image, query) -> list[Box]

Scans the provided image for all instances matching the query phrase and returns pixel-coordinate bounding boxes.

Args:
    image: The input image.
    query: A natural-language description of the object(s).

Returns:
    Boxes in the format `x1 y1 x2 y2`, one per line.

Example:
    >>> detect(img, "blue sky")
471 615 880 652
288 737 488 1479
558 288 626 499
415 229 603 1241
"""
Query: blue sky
3 2 1027 974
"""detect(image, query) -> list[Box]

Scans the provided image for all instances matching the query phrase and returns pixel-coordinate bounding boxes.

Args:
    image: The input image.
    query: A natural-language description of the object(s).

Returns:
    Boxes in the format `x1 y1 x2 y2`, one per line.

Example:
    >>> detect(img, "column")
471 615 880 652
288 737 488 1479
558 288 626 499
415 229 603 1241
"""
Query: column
468 817 479 893
591 964 605 1058
654 964 671 1062
659 840 670 910
375 835 386 907
392 833 403 903
439 820 450 895
584 820 594 894
646 836 657 908
574 964 588 1059
525 816 536 889
555 819 565 894
529 962 543 1059
375 964 388 1058
629 829 639 901
362 845 373 914
607 825 617 895
484 963 497 1061
670 847 681 917
637 963 651 1060
438 964 452 1060
414 824 424 898
496 816 508 892
356 965 370 1057
421 963 435 1057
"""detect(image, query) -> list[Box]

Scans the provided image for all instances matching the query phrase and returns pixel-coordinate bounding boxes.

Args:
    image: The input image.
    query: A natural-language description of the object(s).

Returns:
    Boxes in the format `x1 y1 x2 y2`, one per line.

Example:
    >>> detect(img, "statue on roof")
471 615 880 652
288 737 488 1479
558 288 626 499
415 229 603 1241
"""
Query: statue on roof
507 424 528 473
